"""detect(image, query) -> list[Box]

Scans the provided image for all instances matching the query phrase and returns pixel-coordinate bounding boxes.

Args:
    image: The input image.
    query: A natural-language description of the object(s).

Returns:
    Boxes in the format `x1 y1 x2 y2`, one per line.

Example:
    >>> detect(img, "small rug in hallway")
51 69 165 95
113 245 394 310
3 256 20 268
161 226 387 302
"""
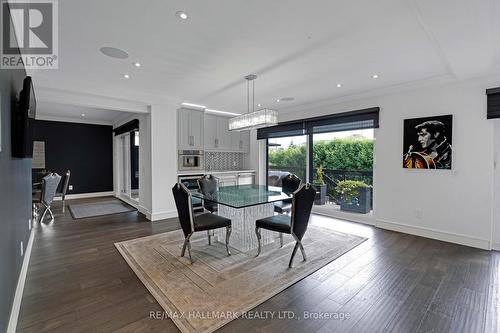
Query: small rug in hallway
115 225 366 333
69 199 137 219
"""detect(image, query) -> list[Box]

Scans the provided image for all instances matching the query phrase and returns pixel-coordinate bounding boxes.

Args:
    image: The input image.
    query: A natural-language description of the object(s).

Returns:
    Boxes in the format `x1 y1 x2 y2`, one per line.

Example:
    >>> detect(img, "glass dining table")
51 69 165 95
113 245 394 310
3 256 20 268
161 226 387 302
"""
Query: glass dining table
192 184 292 252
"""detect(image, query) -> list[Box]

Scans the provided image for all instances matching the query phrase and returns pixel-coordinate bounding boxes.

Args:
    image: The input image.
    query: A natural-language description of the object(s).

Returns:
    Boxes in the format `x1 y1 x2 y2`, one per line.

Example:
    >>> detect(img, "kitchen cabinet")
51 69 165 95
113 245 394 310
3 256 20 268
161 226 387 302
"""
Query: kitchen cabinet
177 108 204 150
230 131 250 153
216 117 231 150
204 114 242 152
218 174 238 187
204 114 218 150
237 172 254 185
180 110 250 152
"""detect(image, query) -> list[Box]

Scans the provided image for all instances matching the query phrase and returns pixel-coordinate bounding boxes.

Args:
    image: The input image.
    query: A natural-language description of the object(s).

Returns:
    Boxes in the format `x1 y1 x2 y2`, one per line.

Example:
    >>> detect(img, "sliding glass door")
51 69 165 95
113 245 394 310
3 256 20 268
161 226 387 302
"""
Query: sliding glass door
267 135 307 186
261 108 378 216
311 129 374 214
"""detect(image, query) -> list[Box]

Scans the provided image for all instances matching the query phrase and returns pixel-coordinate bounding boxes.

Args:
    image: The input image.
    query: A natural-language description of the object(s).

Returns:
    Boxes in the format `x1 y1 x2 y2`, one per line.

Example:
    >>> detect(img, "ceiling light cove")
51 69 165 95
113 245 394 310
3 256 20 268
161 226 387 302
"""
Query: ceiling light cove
205 109 241 116
181 102 206 109
122 74 130 79
176 11 188 20
99 47 129 59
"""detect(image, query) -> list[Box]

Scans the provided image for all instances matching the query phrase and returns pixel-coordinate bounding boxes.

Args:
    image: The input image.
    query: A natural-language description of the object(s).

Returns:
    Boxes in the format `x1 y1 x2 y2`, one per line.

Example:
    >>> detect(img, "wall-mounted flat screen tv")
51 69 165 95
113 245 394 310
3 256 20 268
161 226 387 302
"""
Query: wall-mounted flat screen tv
12 76 36 158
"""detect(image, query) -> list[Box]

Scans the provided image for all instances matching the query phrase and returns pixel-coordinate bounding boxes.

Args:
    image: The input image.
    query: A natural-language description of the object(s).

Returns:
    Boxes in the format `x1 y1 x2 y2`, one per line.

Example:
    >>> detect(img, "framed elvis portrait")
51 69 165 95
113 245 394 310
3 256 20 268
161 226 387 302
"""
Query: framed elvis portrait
403 114 453 170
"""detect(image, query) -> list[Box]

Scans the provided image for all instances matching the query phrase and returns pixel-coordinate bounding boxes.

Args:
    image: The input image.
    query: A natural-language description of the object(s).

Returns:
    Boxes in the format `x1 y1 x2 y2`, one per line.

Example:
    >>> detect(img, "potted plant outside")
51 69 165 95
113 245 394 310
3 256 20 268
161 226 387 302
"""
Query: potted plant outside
335 180 372 213
313 166 327 205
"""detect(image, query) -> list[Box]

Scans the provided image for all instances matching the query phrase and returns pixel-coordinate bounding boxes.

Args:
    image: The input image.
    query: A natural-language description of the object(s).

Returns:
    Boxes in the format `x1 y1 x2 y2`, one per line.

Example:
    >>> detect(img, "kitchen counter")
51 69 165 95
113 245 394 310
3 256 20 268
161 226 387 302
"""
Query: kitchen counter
177 169 256 176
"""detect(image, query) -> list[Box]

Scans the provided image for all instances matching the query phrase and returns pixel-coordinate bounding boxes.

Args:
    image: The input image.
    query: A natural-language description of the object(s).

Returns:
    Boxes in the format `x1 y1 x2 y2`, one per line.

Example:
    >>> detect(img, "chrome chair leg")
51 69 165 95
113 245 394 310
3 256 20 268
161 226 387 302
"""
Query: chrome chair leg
298 241 307 261
255 227 262 256
40 204 49 222
62 199 65 213
187 239 193 264
207 230 212 245
289 242 300 268
225 226 232 256
279 233 283 248
181 233 193 259
48 206 54 220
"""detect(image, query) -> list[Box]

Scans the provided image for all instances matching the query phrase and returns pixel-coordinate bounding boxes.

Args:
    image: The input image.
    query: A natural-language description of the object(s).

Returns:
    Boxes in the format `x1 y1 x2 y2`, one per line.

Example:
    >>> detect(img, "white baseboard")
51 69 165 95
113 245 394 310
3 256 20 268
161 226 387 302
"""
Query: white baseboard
312 207 375 226
376 218 491 250
54 191 114 201
149 210 177 221
7 229 34 333
492 242 500 251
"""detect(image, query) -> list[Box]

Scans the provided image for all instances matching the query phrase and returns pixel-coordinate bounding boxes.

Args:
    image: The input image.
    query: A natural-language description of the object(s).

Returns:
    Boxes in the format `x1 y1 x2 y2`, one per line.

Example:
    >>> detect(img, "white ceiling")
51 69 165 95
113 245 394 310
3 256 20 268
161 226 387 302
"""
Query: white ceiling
36 101 131 125
28 0 500 120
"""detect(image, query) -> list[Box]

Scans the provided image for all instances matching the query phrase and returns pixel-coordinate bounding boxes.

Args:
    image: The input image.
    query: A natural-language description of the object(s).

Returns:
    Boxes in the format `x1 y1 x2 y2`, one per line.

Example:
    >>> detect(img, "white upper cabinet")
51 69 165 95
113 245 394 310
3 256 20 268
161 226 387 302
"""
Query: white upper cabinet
204 114 218 150
177 108 204 150
230 130 250 152
179 110 250 152
216 117 231 150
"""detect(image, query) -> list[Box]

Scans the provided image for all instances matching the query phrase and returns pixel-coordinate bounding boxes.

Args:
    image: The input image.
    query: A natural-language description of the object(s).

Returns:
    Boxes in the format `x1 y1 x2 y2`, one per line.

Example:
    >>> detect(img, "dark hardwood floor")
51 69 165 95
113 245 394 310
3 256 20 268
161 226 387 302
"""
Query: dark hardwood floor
17 197 500 332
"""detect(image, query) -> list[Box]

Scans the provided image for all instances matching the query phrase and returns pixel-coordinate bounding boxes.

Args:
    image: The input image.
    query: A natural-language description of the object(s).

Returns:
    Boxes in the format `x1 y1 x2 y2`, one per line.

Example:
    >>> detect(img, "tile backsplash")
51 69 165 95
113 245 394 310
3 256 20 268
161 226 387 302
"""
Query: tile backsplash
205 152 244 171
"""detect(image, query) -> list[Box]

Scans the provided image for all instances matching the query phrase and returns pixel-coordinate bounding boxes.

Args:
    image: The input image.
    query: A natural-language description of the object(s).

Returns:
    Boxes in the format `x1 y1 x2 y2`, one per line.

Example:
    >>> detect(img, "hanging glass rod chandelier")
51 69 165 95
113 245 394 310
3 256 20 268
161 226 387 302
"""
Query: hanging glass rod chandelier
228 74 278 131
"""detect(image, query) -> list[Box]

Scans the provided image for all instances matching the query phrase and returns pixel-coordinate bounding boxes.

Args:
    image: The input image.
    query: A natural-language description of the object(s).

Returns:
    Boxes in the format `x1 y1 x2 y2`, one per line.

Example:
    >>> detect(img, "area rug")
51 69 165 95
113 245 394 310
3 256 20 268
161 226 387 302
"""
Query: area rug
115 225 366 333
69 199 137 219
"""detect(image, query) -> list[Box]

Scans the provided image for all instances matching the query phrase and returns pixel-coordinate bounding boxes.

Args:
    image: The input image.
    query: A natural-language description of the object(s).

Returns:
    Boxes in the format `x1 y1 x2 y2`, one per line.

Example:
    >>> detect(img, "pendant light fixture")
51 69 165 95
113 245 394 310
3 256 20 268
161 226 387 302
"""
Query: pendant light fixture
228 74 278 131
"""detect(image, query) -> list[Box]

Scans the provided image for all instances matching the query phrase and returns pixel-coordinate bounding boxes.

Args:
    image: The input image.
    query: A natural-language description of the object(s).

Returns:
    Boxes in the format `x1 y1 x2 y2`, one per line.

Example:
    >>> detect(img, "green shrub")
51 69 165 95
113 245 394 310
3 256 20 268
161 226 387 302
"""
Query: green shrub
335 180 370 202
268 137 373 173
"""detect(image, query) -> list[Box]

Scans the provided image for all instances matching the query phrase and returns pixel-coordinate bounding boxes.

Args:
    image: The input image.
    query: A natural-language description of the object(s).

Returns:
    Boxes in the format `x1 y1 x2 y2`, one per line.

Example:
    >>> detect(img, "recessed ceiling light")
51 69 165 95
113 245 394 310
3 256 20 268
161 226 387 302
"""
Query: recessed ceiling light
99 46 129 59
257 103 261 107
337 83 342 88
372 74 379 79
176 11 188 20
276 99 280 102
132 62 141 67
81 113 86 117
181 102 206 109
205 109 241 116
122 74 130 79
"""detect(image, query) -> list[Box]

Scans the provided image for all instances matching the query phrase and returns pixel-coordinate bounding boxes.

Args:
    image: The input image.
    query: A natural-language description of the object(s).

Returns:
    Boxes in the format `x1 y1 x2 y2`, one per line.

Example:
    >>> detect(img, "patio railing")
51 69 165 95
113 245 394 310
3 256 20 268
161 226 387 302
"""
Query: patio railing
268 166 373 206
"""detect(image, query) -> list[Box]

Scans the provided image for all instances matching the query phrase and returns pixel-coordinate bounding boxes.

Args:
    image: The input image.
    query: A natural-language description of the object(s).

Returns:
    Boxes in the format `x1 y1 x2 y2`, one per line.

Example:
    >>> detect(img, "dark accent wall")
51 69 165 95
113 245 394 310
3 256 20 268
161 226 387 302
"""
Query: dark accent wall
33 120 113 194
0 67 32 330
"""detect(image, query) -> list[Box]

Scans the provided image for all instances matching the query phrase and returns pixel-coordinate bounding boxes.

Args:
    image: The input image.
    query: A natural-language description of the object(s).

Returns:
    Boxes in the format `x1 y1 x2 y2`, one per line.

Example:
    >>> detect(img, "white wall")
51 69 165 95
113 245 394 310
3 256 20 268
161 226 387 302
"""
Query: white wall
493 120 500 249
275 77 500 249
149 104 178 220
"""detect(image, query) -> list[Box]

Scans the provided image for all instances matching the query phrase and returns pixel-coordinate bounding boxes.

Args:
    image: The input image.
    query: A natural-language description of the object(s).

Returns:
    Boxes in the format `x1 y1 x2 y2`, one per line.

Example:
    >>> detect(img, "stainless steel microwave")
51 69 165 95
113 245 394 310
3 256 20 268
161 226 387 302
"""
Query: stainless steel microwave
178 150 204 171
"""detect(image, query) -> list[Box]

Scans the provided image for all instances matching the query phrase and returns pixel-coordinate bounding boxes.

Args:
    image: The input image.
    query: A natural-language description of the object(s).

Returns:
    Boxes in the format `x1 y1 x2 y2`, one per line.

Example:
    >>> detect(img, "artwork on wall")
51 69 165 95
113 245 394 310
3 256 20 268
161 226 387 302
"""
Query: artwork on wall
403 114 453 169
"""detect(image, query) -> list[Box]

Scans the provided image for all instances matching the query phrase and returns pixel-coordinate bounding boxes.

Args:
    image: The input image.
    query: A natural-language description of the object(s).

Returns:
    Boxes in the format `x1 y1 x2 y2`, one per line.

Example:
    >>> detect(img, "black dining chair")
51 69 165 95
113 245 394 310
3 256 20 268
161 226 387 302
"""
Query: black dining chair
56 170 71 213
273 173 302 246
172 183 232 263
33 173 62 223
274 173 302 214
197 174 219 245
255 183 317 267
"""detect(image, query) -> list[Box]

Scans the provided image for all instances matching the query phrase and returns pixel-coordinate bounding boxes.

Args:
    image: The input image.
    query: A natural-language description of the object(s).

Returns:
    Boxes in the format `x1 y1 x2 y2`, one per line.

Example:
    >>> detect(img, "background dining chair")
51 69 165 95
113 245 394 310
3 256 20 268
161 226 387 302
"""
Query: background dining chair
274 174 302 214
172 183 232 263
33 173 62 223
56 170 71 213
273 173 302 246
255 183 317 267
198 174 219 245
